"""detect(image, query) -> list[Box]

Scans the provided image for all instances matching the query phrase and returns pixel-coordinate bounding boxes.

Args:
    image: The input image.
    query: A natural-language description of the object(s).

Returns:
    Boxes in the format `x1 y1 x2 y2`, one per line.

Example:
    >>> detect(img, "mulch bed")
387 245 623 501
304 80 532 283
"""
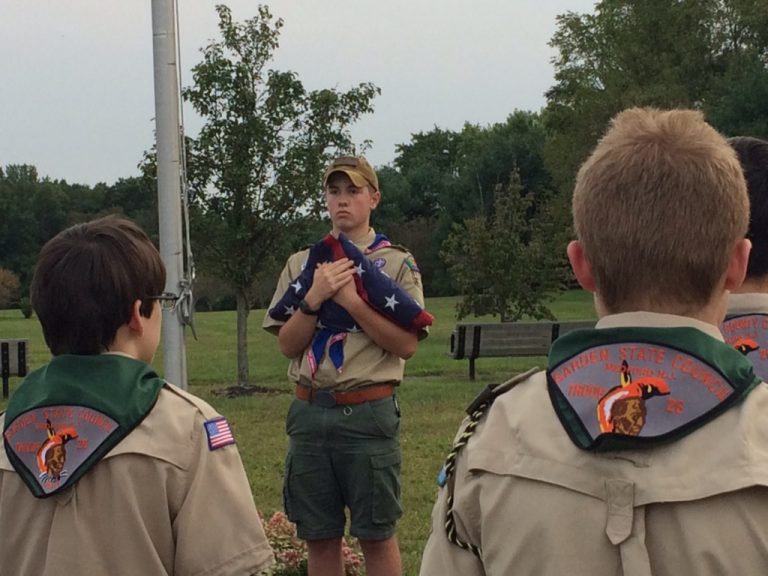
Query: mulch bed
212 385 291 398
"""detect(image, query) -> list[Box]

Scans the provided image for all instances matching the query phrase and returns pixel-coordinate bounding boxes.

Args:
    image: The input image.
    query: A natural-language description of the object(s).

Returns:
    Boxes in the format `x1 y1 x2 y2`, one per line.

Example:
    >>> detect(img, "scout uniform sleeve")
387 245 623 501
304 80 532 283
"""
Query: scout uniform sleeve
420 446 484 576
394 250 429 339
262 255 297 335
420 372 538 575
173 411 274 576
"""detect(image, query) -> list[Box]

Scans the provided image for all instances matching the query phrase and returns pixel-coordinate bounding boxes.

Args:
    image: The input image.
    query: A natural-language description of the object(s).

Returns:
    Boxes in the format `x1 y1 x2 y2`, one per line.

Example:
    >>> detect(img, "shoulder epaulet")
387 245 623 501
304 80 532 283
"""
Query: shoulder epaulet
389 243 410 254
163 381 220 420
465 367 539 415
369 242 409 254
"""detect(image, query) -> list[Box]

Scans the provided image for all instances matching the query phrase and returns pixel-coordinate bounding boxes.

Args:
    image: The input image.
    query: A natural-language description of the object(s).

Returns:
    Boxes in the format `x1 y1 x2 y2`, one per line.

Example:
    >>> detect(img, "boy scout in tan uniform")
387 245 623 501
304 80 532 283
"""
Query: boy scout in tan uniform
0 217 273 576
420 109 768 575
265 226 426 391
722 137 768 380
264 156 430 576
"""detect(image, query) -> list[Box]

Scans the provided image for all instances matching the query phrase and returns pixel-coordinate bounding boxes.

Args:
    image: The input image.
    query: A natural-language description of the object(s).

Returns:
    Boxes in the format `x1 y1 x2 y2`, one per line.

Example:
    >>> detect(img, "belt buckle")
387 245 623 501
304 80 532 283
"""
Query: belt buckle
313 390 337 408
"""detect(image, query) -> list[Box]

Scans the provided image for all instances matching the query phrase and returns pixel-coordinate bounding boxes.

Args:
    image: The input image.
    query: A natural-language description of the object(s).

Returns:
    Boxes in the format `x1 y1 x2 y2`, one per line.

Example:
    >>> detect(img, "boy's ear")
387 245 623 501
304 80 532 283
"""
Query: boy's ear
370 188 381 210
724 238 752 291
567 240 597 293
127 299 145 336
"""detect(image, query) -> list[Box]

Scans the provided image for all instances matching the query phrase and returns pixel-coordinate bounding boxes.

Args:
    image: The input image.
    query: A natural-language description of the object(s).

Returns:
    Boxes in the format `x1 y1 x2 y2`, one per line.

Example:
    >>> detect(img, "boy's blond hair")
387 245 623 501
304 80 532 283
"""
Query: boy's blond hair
573 108 748 313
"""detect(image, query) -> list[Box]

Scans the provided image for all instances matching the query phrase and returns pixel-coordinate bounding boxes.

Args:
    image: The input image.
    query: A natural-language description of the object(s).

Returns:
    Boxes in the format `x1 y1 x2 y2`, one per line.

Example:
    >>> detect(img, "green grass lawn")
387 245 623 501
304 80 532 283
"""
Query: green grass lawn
0 291 595 574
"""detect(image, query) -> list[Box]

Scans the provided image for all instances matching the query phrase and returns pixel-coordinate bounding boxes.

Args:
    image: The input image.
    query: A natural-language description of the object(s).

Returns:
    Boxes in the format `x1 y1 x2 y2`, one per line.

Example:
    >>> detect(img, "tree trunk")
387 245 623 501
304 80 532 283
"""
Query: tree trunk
236 288 250 386
499 298 510 323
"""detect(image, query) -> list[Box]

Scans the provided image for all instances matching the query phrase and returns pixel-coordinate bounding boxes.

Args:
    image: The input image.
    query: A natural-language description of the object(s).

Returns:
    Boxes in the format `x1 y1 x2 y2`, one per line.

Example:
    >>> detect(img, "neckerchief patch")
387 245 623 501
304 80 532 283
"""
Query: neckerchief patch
722 313 768 381
4 407 117 495
547 327 760 451
3 354 163 498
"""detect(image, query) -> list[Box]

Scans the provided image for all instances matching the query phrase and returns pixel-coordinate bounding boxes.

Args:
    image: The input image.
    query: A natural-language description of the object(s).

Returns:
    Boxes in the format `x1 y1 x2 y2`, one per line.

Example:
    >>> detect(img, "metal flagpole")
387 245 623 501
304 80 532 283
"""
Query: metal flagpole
151 0 188 389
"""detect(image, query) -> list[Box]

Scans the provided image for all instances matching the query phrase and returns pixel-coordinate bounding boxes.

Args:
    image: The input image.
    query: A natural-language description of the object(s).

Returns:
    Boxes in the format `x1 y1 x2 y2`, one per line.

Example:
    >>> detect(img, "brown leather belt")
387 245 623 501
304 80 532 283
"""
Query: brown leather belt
295 384 395 407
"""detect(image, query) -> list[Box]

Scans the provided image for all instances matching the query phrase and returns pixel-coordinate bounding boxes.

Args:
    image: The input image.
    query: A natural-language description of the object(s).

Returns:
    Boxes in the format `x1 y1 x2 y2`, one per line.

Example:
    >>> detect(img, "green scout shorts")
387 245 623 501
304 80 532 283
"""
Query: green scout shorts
283 395 402 541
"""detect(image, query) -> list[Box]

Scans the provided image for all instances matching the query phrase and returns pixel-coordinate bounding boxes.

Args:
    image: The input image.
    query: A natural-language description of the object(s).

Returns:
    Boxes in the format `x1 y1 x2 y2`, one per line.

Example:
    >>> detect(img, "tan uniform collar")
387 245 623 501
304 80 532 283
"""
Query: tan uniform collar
343 227 376 251
727 292 768 315
596 311 724 341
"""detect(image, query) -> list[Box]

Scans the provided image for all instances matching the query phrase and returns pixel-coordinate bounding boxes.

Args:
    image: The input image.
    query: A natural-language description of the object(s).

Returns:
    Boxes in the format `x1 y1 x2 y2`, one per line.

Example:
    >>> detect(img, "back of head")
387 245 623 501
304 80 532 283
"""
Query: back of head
31 216 166 355
728 136 768 281
573 108 749 313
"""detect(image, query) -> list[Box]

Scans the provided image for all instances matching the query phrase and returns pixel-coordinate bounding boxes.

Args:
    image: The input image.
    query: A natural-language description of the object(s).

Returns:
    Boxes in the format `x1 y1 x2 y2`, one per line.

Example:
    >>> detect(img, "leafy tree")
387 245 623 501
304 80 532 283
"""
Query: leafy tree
3 165 38 185
103 176 159 242
391 127 460 218
60 182 107 223
0 163 161 296
0 268 20 309
441 171 567 322
383 111 556 296
0 165 41 286
545 0 768 191
451 112 555 221
31 181 69 247
707 56 768 137
182 5 379 385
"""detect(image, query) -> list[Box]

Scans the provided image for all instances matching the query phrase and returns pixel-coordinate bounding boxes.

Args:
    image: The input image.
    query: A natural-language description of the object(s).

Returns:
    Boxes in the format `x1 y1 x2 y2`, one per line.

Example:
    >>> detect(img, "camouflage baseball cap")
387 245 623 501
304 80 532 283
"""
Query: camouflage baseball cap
323 156 379 191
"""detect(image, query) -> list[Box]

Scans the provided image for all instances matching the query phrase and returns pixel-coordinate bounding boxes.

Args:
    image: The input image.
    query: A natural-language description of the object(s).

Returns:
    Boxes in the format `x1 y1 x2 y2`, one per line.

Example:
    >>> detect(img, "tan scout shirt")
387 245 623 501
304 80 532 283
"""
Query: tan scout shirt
0 383 274 576
420 312 768 576
262 228 427 391
727 292 768 315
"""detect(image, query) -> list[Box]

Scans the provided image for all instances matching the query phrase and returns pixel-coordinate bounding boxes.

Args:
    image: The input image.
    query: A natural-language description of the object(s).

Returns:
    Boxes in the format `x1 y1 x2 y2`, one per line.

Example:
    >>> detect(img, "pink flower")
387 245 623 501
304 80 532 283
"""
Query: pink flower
260 511 365 576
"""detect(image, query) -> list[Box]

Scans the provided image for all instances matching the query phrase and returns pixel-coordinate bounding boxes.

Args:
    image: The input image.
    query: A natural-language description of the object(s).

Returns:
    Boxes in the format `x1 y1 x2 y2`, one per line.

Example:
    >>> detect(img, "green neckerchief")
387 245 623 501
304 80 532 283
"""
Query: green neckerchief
547 327 760 452
3 354 163 498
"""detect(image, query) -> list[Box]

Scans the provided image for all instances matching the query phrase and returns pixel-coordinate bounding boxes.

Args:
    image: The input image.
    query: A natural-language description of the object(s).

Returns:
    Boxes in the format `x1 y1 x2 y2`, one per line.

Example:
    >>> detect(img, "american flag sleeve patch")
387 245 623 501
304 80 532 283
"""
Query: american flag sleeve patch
204 417 236 451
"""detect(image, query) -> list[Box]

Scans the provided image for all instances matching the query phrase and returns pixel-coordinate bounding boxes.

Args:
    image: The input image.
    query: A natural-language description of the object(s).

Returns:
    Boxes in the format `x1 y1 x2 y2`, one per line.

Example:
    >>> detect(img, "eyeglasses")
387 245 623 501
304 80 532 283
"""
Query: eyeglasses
147 292 180 311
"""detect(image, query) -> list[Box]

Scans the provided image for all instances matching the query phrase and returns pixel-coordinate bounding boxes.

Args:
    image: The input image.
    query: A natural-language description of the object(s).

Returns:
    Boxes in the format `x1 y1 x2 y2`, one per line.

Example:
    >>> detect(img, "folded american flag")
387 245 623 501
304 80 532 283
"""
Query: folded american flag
269 233 433 376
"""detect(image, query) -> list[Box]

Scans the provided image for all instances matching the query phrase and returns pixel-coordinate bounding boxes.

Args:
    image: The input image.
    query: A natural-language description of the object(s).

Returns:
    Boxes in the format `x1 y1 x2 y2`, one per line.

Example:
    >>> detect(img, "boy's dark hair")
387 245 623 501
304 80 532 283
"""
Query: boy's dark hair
728 136 768 280
31 216 166 355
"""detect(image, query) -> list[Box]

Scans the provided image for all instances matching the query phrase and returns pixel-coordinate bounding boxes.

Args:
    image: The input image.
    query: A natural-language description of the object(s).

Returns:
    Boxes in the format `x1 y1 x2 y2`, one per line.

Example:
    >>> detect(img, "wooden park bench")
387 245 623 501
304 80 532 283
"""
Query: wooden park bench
449 320 596 379
1 338 29 399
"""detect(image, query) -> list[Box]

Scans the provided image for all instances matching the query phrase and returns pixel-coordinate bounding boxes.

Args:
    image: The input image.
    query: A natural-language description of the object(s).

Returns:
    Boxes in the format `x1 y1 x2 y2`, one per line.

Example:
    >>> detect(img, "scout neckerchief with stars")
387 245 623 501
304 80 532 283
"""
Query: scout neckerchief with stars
268 232 433 377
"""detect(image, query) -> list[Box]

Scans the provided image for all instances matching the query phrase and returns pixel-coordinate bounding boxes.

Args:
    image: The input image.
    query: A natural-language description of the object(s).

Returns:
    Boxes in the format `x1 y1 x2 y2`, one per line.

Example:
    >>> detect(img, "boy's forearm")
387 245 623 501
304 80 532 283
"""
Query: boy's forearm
342 297 419 359
277 312 317 359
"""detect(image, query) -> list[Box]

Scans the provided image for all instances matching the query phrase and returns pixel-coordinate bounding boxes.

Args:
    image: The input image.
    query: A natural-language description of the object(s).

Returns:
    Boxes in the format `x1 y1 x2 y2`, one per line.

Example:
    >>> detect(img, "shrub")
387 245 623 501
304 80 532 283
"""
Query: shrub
19 296 33 319
259 511 365 576
441 172 567 322
0 268 20 309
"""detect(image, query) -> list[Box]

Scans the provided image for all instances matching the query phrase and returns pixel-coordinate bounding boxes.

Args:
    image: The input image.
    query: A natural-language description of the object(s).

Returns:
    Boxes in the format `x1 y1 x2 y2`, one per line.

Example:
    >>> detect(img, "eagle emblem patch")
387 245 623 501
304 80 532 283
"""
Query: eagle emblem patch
4 405 118 496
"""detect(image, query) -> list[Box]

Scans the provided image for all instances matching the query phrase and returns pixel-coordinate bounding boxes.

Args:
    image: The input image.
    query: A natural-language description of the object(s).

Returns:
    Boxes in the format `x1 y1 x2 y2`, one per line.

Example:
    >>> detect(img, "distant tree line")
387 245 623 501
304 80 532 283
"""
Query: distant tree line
0 109 567 316
0 167 158 309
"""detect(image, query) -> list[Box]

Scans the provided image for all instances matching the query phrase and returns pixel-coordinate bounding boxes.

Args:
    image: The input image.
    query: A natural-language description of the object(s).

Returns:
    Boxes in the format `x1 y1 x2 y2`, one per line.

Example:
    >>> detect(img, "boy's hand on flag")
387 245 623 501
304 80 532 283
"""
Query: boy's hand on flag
307 258 355 305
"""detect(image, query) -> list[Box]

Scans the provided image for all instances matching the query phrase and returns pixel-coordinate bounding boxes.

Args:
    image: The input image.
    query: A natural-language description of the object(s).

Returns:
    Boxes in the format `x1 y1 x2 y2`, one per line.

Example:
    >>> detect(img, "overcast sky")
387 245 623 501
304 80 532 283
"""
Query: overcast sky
0 0 596 186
